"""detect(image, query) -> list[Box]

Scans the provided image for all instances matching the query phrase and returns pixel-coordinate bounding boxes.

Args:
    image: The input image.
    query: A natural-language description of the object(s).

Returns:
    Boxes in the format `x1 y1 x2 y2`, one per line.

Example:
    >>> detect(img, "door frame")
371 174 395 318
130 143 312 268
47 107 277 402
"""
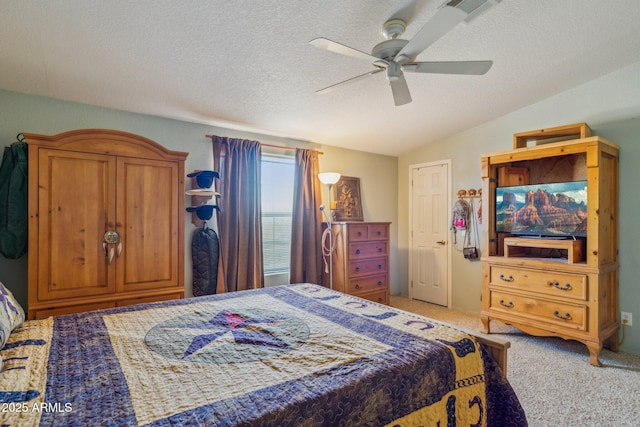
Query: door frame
408 159 452 308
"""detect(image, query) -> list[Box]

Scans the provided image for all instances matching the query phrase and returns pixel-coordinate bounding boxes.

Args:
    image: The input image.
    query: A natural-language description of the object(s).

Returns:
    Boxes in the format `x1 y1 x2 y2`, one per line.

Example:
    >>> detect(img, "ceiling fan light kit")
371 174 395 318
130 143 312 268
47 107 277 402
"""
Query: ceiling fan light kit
310 0 500 106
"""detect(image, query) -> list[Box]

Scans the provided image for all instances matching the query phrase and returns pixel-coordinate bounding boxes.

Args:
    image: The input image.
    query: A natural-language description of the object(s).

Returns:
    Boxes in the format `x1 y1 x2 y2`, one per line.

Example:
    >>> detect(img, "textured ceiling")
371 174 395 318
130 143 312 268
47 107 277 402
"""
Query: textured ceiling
1 0 639 155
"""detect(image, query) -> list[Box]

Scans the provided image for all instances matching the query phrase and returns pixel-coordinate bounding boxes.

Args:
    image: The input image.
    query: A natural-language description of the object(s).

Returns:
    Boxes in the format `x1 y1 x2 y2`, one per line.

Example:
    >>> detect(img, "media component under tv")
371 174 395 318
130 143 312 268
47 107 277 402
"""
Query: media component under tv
496 181 587 237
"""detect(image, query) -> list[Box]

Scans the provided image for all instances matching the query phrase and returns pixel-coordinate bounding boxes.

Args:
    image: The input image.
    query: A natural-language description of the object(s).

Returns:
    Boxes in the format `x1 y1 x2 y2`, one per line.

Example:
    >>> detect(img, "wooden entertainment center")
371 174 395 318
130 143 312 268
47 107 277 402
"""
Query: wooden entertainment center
480 123 619 366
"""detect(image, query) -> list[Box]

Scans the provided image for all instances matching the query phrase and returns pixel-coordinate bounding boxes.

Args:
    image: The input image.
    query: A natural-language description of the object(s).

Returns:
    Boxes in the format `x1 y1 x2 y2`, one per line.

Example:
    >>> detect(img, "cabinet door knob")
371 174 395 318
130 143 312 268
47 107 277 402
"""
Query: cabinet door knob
499 299 514 308
103 230 120 244
499 274 514 282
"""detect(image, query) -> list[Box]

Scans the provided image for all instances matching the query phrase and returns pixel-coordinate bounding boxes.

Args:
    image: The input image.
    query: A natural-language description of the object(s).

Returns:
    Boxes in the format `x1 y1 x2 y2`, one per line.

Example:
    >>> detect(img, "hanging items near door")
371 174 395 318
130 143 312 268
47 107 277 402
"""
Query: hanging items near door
452 189 481 260
186 170 221 295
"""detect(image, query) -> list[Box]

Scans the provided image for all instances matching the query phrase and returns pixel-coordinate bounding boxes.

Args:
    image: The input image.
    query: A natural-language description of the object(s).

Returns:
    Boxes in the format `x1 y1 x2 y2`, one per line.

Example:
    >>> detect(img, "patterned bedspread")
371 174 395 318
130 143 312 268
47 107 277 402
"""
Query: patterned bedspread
0 284 526 426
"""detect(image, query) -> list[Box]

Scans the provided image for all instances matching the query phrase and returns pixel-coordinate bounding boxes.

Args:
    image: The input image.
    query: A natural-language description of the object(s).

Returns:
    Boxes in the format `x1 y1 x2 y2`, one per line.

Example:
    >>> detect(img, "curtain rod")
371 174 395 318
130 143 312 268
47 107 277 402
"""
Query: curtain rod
205 135 323 155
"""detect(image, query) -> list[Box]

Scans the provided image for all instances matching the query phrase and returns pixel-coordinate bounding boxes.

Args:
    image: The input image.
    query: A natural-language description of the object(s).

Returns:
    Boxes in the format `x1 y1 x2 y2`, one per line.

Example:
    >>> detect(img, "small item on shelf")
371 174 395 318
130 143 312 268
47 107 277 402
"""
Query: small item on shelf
186 170 219 189
187 170 220 226
186 204 220 221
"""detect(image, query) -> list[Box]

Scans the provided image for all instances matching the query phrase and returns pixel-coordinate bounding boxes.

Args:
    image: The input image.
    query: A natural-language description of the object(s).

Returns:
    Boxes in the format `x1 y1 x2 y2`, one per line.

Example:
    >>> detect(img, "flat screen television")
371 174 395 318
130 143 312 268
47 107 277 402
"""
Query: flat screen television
496 181 587 237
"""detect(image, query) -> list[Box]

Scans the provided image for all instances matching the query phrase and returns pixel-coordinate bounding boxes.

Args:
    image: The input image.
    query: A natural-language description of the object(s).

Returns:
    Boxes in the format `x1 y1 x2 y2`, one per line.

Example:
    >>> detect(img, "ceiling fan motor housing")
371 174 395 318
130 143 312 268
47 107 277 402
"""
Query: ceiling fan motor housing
371 39 409 62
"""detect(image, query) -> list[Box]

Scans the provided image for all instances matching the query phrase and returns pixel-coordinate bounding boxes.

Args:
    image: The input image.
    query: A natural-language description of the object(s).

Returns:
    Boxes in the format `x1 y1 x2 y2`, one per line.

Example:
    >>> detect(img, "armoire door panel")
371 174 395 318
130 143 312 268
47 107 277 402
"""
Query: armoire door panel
116 157 179 291
38 149 117 300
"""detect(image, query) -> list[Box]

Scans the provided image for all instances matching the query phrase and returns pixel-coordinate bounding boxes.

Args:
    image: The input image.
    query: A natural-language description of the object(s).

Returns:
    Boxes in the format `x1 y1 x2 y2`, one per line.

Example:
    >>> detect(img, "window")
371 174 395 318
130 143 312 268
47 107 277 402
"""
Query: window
261 153 295 274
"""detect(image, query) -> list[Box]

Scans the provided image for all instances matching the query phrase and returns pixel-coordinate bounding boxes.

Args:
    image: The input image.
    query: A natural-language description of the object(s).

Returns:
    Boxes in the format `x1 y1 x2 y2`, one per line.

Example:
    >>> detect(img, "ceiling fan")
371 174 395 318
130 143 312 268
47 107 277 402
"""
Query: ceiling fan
310 0 500 106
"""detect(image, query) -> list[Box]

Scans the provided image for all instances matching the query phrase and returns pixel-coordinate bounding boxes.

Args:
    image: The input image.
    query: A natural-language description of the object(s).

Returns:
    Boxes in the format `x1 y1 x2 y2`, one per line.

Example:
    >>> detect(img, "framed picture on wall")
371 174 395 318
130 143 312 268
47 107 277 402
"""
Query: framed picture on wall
332 176 363 221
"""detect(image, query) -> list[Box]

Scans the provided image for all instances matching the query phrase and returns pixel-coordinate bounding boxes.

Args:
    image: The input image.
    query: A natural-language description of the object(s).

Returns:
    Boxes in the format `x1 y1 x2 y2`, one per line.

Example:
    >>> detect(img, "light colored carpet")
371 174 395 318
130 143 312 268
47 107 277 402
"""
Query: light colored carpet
391 296 640 427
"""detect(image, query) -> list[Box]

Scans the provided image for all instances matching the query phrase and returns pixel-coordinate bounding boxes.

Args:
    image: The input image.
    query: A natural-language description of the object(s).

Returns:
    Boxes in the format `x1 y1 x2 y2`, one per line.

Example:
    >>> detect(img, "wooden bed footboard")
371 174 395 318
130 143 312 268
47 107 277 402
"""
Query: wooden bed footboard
474 334 510 375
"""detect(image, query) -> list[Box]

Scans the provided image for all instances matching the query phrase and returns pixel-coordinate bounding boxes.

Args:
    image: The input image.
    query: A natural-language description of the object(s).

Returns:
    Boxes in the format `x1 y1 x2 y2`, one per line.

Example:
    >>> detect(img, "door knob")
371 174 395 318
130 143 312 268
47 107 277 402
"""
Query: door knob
436 240 446 245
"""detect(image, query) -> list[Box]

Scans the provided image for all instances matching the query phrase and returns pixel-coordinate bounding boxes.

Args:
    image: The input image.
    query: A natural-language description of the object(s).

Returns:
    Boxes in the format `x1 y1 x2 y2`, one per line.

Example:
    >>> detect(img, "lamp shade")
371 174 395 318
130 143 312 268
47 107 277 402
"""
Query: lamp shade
318 172 341 185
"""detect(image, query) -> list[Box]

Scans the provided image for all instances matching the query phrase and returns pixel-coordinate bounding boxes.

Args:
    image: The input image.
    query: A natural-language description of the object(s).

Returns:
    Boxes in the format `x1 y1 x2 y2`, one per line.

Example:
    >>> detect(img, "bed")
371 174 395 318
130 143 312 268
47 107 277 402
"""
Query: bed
1 283 527 426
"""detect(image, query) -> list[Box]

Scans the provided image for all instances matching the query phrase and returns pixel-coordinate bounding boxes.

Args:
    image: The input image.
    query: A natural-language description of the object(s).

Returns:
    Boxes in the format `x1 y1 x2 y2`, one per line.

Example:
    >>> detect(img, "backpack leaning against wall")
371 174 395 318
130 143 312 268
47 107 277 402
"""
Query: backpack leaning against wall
0 136 28 259
191 225 220 296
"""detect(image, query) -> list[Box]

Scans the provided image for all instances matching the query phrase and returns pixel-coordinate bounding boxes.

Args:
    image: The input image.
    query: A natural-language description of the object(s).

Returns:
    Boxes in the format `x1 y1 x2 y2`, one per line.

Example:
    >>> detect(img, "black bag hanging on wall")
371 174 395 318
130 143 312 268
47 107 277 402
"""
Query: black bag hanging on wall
191 225 220 296
0 137 28 259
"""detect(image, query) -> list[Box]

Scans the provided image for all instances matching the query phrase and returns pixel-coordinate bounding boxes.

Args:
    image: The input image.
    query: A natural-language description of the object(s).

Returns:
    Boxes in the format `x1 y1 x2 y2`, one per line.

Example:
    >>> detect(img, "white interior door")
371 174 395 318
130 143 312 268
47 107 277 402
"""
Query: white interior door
410 161 450 306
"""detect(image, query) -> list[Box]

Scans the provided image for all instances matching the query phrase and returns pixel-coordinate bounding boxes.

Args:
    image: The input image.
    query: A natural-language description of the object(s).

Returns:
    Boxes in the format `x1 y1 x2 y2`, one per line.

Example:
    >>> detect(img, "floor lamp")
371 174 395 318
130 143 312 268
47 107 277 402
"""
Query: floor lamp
318 172 341 290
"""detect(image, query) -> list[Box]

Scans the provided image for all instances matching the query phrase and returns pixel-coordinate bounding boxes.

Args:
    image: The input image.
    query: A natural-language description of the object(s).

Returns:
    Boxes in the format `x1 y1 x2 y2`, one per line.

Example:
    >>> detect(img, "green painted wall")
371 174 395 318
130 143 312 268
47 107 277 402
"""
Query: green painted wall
0 89 397 309
397 60 640 356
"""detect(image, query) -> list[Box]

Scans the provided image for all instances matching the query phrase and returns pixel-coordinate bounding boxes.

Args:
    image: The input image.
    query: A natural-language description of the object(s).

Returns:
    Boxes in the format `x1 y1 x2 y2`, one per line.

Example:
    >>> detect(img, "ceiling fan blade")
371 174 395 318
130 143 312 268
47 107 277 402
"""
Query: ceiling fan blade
394 6 467 64
316 69 383 95
309 37 377 62
403 60 493 75
390 74 412 106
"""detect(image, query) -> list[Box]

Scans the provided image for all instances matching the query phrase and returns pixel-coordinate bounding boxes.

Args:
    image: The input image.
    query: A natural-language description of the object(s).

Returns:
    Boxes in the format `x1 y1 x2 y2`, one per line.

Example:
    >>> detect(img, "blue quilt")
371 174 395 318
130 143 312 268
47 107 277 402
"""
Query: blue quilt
0 284 527 426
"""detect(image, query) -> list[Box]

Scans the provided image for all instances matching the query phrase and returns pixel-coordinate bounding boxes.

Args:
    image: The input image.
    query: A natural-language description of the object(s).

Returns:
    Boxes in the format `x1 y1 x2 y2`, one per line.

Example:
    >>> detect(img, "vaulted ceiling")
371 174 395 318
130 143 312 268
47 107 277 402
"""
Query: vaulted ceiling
1 0 639 155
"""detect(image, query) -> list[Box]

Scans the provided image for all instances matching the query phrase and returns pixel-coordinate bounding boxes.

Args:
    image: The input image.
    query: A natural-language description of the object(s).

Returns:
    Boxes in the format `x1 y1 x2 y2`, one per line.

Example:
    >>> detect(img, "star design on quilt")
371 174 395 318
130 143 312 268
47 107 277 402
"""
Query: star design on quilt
145 308 310 363
166 310 291 358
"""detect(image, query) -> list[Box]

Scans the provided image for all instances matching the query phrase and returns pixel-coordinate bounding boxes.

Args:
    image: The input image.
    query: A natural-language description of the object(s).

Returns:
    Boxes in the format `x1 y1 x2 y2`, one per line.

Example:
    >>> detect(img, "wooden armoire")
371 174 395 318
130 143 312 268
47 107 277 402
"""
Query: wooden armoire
480 123 619 366
24 129 188 319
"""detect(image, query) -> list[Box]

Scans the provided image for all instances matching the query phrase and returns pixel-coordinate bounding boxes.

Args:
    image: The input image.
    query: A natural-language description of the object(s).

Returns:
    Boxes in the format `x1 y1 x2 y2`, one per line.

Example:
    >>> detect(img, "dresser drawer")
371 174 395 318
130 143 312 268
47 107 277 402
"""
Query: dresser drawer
355 289 388 305
489 265 587 301
349 257 387 276
349 241 388 258
348 223 389 241
489 290 587 331
348 274 387 294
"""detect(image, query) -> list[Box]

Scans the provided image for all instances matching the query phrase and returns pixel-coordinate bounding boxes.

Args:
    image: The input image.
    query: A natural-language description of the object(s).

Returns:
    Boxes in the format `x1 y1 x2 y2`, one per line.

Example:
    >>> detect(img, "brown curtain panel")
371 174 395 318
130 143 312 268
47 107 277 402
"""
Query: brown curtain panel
212 136 264 292
289 148 323 285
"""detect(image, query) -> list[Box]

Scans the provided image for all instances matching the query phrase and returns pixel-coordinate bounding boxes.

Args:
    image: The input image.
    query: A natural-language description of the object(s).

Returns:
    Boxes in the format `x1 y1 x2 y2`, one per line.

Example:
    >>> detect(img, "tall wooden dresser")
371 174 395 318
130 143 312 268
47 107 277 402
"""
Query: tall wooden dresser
24 129 188 319
323 222 390 304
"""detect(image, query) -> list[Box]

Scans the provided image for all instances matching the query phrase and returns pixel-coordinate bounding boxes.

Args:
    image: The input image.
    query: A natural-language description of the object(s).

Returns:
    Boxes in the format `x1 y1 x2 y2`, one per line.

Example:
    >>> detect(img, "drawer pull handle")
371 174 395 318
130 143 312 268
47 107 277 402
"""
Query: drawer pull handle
355 267 360 272
499 299 514 308
355 249 361 254
377 231 381 236
377 281 383 286
553 310 572 320
499 274 514 282
551 281 572 291
377 247 382 252
357 231 362 236
377 264 382 270
355 284 361 290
